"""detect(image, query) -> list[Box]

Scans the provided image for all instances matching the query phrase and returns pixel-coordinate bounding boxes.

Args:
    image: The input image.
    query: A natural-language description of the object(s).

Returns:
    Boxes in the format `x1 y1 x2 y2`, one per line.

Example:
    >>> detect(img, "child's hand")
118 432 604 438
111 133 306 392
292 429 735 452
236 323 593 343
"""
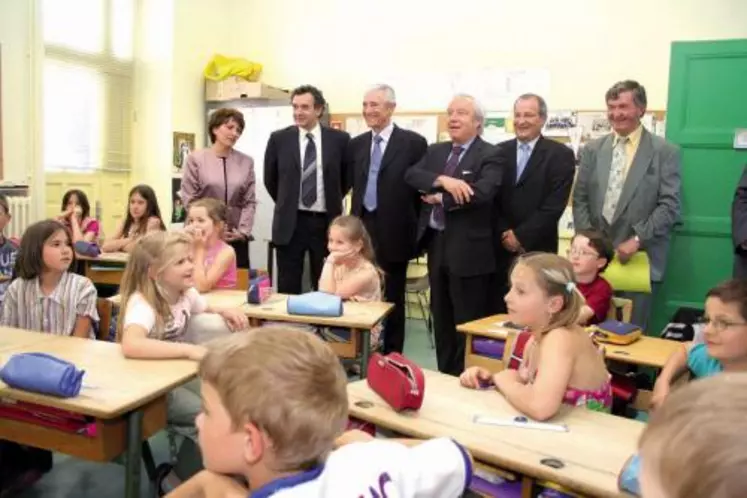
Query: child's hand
459 366 492 389
219 309 249 332
492 369 521 391
185 344 208 361
189 227 207 246
651 379 670 410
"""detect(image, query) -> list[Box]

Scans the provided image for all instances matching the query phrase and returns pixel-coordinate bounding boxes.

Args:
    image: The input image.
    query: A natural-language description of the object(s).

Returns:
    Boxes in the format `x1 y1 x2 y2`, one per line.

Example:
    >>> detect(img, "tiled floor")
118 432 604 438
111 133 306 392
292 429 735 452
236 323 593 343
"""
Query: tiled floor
17 319 437 497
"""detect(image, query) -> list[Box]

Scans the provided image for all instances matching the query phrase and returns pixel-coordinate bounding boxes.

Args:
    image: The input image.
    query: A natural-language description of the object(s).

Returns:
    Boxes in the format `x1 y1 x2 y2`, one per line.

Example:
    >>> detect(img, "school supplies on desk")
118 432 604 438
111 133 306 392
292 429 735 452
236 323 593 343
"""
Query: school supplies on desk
247 274 271 304
618 453 641 496
589 320 642 345
472 414 569 432
367 353 425 412
602 252 651 293
0 353 85 398
73 240 101 258
287 292 343 317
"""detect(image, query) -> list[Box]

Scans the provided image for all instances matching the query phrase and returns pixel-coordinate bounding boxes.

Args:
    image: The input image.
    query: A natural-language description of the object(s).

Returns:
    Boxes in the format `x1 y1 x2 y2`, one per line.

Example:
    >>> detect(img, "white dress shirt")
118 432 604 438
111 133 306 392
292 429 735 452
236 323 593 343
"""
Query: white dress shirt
298 124 325 212
371 122 395 156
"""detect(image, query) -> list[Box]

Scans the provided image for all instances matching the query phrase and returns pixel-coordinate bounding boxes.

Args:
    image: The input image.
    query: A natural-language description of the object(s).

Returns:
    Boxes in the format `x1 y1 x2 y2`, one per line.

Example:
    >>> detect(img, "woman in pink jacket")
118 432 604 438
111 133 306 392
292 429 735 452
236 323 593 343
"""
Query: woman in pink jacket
180 108 256 268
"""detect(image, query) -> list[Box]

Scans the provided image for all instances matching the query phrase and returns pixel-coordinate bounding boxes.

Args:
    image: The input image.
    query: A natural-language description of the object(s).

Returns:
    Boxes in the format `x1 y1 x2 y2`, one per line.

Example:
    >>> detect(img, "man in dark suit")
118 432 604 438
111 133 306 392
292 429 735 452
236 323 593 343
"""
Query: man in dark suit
491 94 576 312
349 84 428 354
731 165 747 278
264 85 351 294
405 94 502 376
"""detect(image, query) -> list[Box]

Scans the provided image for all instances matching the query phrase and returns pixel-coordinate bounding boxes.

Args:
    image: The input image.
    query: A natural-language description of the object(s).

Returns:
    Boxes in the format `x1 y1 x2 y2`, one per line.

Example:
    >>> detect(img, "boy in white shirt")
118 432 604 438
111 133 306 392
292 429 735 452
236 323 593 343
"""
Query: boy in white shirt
167 326 472 498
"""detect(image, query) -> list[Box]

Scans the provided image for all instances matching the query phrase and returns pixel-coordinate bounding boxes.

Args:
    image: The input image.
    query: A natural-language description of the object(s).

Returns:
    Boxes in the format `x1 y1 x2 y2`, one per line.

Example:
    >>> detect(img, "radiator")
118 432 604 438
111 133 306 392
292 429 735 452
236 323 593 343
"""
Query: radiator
7 196 32 239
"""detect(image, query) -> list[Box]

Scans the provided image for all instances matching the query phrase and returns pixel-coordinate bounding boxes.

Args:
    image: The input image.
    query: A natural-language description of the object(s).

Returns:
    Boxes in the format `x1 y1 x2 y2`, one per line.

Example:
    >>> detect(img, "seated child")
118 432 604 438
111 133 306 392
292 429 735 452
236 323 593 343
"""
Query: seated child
460 252 612 420
185 198 237 291
651 278 747 409
318 215 383 349
117 231 249 493
102 184 166 253
568 230 613 325
0 220 98 337
166 326 473 498
636 374 747 498
0 194 19 315
58 189 100 244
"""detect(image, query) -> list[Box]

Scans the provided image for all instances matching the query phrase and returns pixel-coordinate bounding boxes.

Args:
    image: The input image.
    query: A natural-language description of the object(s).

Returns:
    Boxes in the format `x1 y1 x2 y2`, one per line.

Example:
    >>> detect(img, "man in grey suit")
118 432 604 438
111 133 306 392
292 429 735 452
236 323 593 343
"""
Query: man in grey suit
573 80 681 329
731 165 747 278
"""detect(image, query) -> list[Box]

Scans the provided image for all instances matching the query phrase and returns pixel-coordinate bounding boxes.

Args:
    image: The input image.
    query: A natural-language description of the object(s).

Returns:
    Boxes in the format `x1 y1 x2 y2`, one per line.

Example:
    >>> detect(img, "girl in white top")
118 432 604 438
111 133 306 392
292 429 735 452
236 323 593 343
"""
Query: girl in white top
318 215 383 348
0 220 98 337
117 230 248 490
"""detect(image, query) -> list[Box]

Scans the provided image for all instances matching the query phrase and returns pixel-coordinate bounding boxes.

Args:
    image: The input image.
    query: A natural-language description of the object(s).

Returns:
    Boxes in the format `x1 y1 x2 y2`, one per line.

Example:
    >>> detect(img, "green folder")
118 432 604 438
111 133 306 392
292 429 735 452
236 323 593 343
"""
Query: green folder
602 252 652 293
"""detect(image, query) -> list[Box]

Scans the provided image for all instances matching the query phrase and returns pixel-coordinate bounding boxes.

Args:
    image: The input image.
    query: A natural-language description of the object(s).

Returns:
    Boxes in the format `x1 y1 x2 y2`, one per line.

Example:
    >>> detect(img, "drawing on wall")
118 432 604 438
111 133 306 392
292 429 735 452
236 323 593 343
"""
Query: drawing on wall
171 177 186 224
173 132 195 173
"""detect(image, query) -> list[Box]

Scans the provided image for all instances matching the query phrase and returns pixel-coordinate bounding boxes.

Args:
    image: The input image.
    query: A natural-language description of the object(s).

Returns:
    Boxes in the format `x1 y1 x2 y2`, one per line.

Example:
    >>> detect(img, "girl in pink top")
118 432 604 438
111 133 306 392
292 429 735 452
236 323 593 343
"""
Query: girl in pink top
180 108 256 268
186 198 237 291
58 189 100 243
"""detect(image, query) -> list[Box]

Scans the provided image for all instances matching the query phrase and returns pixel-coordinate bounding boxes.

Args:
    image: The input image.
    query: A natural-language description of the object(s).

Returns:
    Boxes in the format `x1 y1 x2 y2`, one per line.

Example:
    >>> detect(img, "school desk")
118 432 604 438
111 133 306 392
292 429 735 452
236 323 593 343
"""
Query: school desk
348 369 642 498
78 251 129 286
457 314 682 372
109 290 394 378
0 328 197 498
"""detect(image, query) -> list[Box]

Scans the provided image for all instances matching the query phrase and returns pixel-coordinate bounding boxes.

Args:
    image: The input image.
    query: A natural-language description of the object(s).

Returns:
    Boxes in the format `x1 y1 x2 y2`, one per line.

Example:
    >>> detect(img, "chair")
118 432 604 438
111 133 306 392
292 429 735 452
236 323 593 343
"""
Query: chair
95 298 114 341
607 297 634 323
405 259 434 348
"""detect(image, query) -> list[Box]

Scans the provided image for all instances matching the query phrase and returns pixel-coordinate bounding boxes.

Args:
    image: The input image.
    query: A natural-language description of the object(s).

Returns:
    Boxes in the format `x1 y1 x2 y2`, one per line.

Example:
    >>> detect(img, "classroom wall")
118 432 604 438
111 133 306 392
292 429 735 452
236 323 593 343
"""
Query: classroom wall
227 0 747 112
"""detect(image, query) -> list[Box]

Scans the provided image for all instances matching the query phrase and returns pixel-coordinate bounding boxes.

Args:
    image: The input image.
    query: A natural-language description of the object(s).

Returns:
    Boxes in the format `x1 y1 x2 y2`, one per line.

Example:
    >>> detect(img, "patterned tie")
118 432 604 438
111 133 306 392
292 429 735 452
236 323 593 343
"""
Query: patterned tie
432 145 464 229
301 132 317 208
363 134 384 212
602 136 629 223
516 142 531 183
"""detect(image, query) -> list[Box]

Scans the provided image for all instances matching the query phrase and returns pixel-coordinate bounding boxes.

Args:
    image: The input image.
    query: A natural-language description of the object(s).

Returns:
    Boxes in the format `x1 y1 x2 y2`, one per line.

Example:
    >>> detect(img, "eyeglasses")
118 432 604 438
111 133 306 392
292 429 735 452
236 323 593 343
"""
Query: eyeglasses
700 317 747 332
566 248 599 259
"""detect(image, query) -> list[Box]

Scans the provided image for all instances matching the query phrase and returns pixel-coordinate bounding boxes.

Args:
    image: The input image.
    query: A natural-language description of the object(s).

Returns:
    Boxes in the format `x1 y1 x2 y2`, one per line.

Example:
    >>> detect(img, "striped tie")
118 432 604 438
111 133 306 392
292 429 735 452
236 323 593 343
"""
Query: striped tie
301 132 317 207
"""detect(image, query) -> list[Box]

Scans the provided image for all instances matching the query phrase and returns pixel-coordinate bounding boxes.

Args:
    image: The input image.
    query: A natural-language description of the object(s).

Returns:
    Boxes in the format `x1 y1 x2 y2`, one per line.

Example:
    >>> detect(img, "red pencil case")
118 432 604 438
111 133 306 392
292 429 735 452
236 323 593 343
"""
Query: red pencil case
366 353 425 412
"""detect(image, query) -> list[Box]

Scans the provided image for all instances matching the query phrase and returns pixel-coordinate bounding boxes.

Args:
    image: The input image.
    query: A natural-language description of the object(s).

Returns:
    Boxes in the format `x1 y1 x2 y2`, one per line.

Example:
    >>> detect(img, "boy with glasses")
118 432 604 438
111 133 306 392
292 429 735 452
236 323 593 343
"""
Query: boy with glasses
651 279 747 409
567 230 614 324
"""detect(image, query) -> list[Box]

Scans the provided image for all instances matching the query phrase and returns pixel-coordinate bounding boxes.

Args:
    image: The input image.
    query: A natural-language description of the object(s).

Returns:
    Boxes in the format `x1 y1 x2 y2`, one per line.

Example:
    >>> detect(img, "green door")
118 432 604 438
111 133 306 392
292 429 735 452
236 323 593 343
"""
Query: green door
654 38 747 333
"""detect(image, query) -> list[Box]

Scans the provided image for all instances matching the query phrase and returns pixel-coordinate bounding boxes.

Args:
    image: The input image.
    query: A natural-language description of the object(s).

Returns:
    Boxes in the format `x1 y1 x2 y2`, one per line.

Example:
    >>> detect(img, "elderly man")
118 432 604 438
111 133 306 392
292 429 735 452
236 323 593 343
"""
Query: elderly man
348 84 428 354
573 80 681 329
405 94 502 376
491 93 576 312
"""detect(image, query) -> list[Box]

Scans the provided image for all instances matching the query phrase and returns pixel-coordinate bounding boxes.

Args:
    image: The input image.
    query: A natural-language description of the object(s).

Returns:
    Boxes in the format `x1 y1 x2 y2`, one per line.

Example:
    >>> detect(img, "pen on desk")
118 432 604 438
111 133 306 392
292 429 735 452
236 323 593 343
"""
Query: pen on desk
472 414 569 432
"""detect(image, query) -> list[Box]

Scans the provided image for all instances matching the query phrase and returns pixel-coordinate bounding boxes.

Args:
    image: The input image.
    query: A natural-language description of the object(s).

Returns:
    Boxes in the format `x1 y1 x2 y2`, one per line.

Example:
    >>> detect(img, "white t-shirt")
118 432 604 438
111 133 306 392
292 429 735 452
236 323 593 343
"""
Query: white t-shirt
123 288 207 341
249 438 471 498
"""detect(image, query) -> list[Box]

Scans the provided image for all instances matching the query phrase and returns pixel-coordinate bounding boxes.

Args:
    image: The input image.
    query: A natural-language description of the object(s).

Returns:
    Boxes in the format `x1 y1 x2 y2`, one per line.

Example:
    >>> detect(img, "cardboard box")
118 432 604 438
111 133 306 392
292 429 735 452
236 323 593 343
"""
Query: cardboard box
205 77 289 101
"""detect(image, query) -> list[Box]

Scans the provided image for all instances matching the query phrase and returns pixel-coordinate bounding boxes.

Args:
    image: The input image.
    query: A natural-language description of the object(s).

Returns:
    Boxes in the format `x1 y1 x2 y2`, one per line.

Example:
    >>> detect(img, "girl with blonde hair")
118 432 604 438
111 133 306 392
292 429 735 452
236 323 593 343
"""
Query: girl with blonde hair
460 252 611 420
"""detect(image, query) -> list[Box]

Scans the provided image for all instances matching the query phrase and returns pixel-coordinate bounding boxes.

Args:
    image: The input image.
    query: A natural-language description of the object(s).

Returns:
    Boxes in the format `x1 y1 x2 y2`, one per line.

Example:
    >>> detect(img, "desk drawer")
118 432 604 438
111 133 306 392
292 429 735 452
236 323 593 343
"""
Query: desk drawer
85 268 125 286
466 353 504 373
0 396 166 462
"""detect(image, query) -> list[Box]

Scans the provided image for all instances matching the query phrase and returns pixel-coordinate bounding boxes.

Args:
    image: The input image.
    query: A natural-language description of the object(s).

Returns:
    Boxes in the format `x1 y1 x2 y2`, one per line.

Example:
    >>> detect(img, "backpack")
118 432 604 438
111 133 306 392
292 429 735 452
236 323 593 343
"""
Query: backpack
660 307 705 343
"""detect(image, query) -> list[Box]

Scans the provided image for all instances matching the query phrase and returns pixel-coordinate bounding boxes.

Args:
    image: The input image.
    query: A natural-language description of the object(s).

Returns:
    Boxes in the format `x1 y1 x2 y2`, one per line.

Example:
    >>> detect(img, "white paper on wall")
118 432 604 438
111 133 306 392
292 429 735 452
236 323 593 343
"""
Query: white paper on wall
345 115 439 144
449 68 551 111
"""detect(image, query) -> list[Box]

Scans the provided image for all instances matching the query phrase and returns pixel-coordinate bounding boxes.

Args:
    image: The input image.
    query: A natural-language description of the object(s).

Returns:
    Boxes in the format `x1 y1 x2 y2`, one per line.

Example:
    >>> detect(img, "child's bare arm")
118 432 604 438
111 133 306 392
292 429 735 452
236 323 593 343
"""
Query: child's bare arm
652 342 692 408
579 305 595 325
166 470 247 498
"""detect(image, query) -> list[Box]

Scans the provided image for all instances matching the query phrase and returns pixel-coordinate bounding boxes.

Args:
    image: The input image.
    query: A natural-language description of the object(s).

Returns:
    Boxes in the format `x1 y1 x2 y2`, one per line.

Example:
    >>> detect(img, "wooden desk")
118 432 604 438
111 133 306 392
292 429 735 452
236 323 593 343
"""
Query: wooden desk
0 329 197 498
78 252 129 286
110 290 394 378
458 314 682 370
348 369 641 498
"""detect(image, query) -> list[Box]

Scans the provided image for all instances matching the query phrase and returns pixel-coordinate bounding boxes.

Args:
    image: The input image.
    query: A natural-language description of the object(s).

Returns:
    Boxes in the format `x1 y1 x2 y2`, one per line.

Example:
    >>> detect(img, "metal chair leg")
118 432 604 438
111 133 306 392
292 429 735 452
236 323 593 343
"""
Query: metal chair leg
417 291 435 349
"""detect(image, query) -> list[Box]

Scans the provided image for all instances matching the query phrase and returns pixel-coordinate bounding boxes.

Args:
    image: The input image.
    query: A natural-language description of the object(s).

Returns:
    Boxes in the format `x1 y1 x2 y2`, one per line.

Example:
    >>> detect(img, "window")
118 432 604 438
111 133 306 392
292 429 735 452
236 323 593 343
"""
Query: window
42 0 134 172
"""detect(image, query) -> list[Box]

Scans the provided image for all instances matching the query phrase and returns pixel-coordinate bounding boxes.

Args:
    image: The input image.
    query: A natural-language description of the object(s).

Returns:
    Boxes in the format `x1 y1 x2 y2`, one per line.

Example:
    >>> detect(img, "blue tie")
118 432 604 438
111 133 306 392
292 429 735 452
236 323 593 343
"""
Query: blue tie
363 134 384 211
516 142 531 183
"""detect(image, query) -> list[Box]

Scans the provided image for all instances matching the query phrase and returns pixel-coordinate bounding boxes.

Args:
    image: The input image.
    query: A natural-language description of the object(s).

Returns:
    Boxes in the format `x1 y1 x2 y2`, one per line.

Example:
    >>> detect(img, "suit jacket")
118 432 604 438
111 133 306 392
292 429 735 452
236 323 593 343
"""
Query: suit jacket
493 136 575 256
731 164 747 278
572 128 681 281
264 125 351 245
348 126 428 263
404 137 502 277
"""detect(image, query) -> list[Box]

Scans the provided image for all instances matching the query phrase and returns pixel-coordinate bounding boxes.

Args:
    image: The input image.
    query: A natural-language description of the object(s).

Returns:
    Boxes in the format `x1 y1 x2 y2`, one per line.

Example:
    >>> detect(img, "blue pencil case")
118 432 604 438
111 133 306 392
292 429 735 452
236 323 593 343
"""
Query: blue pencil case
74 241 101 258
618 453 641 496
0 353 85 398
287 292 343 317
472 338 506 359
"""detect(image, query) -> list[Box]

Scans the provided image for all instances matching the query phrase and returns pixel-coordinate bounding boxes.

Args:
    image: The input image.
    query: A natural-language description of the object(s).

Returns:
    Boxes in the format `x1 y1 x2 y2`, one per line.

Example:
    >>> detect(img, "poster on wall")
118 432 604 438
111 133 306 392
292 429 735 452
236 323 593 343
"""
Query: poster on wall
173 132 195 174
171 177 186 226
